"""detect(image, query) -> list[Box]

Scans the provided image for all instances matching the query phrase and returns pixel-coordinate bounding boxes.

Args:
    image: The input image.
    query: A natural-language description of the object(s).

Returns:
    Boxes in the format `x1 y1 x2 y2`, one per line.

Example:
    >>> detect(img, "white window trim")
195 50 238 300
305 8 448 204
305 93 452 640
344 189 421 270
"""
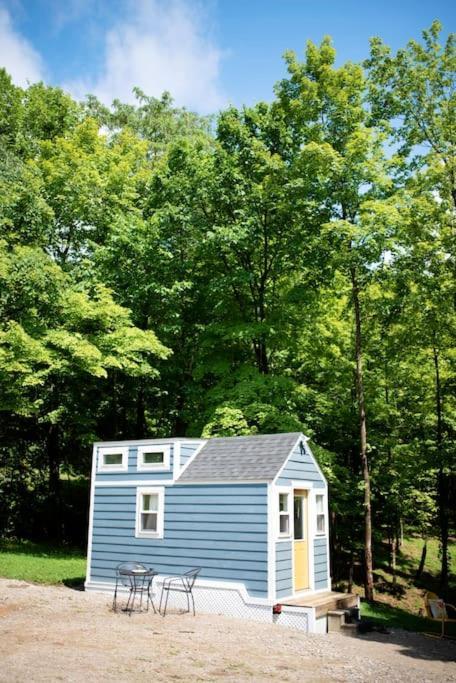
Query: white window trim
277 488 292 539
98 446 128 473
315 491 327 536
137 445 170 472
135 486 164 539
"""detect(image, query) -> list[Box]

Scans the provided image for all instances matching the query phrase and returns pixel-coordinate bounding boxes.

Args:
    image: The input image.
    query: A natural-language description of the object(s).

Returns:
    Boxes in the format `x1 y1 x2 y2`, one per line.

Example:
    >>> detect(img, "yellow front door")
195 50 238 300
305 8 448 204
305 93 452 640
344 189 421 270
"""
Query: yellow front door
293 490 309 591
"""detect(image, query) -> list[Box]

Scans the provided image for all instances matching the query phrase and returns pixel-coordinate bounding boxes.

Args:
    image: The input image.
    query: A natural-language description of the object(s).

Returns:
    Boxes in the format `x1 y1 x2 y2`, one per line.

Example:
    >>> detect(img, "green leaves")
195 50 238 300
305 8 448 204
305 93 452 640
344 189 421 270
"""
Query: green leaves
0 240 169 421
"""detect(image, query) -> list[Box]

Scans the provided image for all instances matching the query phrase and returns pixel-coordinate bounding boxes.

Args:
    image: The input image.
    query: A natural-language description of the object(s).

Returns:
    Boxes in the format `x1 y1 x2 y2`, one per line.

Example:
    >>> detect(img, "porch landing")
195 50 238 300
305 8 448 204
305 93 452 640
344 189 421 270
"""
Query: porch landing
281 591 358 618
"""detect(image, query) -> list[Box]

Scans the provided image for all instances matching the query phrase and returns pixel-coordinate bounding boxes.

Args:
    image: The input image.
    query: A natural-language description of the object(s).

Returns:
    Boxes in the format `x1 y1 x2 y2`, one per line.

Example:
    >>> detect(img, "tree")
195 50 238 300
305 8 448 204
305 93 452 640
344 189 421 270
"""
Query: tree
366 22 456 593
84 89 210 158
0 240 170 538
276 38 400 600
366 21 456 207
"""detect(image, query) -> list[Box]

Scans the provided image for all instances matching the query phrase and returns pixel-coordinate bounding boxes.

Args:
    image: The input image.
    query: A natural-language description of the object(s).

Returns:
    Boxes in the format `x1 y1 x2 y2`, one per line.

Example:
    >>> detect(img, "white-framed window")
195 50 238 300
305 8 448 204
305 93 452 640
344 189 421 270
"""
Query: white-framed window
137 445 170 471
315 493 326 535
278 491 291 537
135 487 164 538
98 446 128 472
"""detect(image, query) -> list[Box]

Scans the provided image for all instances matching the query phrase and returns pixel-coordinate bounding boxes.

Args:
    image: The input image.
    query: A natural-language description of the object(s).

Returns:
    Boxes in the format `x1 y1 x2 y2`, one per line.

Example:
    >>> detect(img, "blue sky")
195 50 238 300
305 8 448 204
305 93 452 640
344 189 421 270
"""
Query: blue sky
0 0 454 113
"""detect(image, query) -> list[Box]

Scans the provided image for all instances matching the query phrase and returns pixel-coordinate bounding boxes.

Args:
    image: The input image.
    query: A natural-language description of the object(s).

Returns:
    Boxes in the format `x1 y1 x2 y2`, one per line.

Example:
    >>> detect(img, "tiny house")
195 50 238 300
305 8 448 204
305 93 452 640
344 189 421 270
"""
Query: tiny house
86 432 350 632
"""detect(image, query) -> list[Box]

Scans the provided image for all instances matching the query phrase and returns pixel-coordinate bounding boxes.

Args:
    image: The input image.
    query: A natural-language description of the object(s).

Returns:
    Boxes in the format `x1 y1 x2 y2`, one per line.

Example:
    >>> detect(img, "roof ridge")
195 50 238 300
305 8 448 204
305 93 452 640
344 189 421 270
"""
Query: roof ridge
207 431 302 441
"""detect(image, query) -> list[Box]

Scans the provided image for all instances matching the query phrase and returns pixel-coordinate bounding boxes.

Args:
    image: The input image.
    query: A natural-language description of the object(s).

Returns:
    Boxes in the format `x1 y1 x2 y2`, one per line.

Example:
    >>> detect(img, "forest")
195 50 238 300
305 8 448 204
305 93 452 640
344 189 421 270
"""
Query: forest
0 21 454 602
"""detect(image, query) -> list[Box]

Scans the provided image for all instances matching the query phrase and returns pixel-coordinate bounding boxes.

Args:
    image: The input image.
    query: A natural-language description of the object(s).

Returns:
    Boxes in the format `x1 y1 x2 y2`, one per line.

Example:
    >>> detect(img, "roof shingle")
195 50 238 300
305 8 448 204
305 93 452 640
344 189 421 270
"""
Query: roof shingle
177 432 301 483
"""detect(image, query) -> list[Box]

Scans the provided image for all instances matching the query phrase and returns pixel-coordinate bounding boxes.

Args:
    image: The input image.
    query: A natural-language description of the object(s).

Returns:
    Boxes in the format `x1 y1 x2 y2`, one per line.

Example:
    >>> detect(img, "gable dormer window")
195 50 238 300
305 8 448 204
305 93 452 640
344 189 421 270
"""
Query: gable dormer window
137 444 170 471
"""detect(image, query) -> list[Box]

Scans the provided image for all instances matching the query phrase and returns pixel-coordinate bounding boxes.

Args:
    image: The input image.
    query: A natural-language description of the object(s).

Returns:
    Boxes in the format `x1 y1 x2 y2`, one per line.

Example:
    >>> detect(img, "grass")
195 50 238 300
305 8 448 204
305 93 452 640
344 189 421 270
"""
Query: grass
361 598 456 637
357 534 456 636
0 539 86 586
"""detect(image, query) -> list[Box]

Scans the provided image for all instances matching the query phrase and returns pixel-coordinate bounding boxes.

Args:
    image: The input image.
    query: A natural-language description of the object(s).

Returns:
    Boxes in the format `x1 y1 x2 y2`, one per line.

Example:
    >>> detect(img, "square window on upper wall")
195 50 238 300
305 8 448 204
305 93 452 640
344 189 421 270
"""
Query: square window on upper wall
98 447 128 472
137 445 170 471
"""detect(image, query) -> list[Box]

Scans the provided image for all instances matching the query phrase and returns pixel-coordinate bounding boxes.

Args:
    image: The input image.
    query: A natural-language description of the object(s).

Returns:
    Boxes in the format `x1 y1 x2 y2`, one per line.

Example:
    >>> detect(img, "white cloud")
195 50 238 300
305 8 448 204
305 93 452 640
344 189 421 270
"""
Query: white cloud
0 7 44 86
67 0 225 113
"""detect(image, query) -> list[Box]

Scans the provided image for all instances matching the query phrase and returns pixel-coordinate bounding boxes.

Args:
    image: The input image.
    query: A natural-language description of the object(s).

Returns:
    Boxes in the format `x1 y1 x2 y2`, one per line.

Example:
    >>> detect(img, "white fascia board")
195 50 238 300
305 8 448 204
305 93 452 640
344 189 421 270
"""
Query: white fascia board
94 478 269 487
267 483 276 601
174 479 270 486
95 479 174 487
93 437 204 448
85 444 97 584
272 433 304 485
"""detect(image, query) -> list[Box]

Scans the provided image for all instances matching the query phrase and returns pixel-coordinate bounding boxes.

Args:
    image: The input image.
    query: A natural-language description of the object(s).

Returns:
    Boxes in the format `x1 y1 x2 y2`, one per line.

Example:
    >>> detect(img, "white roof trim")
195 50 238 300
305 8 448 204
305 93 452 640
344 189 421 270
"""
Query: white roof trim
94 437 204 447
272 432 327 487
175 439 208 480
174 479 269 485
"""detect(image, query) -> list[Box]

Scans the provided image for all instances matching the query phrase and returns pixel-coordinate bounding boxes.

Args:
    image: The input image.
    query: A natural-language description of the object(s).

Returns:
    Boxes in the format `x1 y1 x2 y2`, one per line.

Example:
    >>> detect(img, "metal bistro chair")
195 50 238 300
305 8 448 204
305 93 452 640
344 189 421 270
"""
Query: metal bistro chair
159 567 201 617
112 562 157 615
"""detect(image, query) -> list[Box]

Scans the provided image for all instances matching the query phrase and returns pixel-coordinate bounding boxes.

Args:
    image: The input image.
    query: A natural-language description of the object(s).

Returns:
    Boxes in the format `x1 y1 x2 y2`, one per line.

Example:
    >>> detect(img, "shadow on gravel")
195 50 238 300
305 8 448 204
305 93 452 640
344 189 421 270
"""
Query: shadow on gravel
355 628 456 663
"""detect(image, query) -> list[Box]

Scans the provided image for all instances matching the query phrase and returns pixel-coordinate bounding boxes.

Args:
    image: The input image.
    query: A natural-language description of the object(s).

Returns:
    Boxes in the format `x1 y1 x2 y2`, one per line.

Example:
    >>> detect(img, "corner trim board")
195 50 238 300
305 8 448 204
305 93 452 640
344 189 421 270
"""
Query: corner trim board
85 444 97 584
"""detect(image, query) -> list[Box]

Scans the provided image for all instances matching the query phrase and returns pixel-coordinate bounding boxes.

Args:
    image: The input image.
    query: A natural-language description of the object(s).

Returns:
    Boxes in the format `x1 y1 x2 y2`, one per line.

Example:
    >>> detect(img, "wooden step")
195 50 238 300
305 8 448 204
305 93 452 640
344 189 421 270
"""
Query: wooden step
282 591 359 619
327 609 346 633
340 623 358 637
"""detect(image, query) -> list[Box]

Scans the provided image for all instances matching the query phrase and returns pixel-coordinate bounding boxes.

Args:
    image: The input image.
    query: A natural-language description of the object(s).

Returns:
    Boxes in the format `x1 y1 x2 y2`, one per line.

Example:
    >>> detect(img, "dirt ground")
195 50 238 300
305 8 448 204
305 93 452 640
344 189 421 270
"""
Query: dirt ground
0 579 455 682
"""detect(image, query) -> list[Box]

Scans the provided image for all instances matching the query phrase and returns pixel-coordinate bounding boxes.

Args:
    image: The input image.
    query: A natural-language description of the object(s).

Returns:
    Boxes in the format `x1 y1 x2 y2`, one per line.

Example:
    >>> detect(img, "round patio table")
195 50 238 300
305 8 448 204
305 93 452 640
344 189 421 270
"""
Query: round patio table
112 562 157 615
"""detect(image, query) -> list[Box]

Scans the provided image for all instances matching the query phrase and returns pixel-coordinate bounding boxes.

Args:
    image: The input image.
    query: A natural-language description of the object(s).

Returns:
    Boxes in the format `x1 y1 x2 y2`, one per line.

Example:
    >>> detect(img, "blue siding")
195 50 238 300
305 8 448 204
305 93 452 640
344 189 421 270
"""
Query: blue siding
180 443 200 469
314 537 329 589
276 541 293 598
90 483 269 597
276 442 325 488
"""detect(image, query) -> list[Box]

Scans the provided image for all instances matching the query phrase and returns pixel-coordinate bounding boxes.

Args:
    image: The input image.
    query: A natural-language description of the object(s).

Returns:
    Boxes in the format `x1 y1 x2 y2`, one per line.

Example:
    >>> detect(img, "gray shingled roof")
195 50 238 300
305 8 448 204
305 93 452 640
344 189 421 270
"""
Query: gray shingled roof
177 432 301 482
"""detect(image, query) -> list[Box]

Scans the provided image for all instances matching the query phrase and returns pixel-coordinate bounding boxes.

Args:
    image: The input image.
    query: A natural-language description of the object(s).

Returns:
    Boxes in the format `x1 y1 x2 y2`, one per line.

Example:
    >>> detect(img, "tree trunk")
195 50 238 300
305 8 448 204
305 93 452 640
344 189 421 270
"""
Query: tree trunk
433 346 449 597
47 424 62 541
391 533 397 586
415 539 427 582
253 338 269 374
348 550 354 594
135 386 146 438
350 264 375 602
395 517 403 552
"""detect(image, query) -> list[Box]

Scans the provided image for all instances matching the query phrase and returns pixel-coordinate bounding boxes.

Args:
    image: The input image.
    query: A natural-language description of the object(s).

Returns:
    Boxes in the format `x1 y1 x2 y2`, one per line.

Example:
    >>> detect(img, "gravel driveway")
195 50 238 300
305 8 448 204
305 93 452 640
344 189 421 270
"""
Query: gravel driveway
0 579 455 682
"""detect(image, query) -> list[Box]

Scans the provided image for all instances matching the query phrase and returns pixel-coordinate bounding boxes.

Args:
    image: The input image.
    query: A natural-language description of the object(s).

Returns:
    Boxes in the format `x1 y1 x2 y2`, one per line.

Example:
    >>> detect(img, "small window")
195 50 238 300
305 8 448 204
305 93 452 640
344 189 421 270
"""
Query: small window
136 487 164 538
144 452 164 465
104 453 123 466
98 447 128 472
137 445 170 471
316 494 326 535
278 492 291 537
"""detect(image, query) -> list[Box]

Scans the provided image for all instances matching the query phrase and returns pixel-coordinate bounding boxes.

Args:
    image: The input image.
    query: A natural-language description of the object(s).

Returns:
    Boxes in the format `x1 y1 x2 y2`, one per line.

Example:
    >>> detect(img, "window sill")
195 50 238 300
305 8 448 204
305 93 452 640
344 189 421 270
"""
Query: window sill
135 531 163 539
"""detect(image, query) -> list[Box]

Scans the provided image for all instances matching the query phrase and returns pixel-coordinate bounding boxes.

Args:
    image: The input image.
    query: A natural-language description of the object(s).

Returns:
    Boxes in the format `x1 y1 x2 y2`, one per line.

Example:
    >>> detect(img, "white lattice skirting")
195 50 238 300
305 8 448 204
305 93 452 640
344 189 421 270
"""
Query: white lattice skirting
85 579 315 632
